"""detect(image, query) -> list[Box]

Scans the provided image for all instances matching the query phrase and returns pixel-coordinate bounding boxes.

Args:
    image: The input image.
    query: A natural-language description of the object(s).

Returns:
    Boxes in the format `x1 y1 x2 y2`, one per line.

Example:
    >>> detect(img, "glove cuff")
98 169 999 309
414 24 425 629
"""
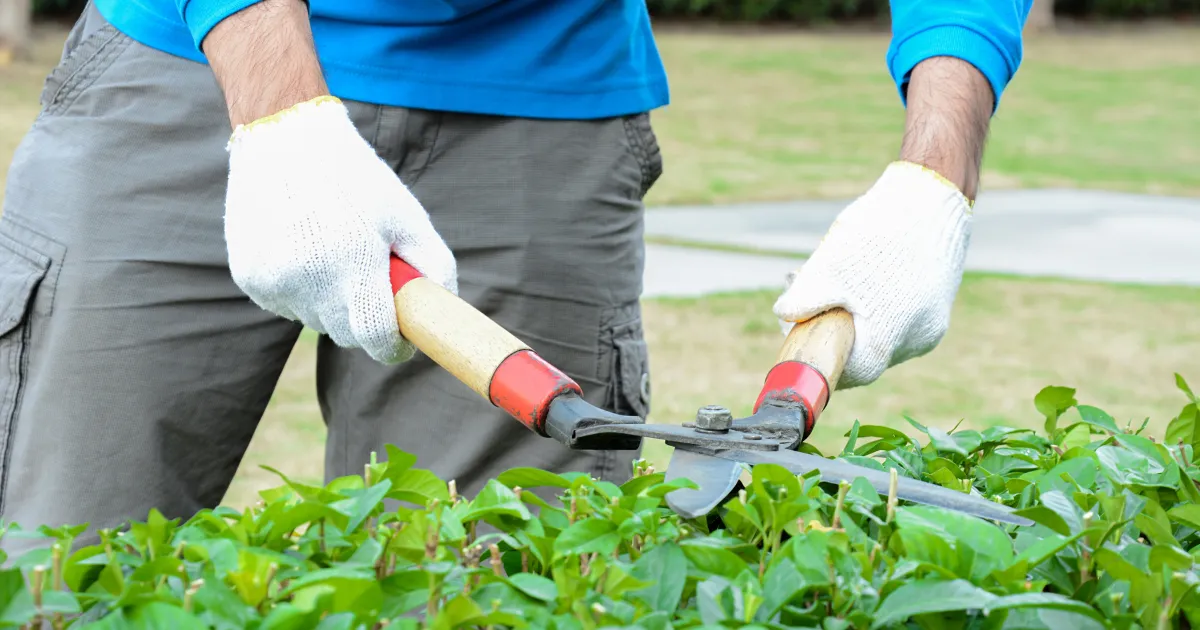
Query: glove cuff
886 160 975 211
226 95 349 150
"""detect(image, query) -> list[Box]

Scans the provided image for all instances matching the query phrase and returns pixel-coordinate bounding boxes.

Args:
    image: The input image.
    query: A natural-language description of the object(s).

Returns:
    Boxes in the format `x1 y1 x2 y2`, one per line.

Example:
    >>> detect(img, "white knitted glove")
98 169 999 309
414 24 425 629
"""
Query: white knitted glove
773 161 972 390
223 96 458 364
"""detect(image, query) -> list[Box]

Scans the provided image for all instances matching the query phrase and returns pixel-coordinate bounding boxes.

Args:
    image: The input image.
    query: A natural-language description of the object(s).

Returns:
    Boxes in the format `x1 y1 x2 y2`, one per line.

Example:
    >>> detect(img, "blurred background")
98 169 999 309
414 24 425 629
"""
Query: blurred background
1 0 1198 507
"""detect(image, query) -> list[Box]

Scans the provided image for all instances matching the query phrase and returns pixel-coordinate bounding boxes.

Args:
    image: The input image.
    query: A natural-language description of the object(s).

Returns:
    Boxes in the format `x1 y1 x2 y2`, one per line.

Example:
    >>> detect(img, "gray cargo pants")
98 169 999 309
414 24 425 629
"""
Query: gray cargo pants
0 3 659 548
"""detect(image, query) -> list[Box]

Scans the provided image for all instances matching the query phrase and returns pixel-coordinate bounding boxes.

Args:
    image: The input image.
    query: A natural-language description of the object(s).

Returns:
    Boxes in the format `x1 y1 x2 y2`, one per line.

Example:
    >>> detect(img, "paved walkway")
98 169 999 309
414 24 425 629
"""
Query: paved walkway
642 189 1200 298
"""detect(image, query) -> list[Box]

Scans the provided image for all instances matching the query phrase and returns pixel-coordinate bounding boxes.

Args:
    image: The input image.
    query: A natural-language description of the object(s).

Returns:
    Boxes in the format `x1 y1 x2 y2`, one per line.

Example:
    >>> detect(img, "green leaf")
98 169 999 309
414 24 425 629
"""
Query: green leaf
1060 423 1091 451
1114 433 1167 464
619 472 666 497
497 467 572 490
927 467 961 490
1135 515 1177 548
1166 403 1199 450
762 558 804 618
1034 386 1077 435
0 568 42 626
227 549 281 608
645 477 700 498
461 479 532 523
329 478 391 534
1036 457 1099 495
1039 490 1085 533
384 468 448 506
1150 544 1193 571
1093 547 1148 583
1013 506 1072 536
383 444 418 473
1168 504 1200 530
602 564 655 599
980 426 1033 445
895 506 1014 581
192 570 259 629
506 573 557 603
1011 531 1085 569
681 542 750 581
852 425 914 444
982 592 1108 625
260 466 343 503
430 594 486 630
278 567 384 620
1075 405 1121 434
1179 373 1198 404
553 518 619 558
630 541 687 613
94 602 209 630
869 579 996 628
904 417 967 456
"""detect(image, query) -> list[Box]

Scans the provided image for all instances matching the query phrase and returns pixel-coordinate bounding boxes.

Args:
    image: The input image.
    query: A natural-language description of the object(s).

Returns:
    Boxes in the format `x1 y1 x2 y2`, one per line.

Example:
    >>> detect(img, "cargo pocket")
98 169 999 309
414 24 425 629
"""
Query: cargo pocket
602 305 652 419
0 228 52 483
622 113 664 200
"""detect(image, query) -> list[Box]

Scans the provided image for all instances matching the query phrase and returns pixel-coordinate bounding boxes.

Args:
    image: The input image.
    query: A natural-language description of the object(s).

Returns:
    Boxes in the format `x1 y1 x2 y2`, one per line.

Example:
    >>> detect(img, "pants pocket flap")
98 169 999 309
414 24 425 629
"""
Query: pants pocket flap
0 231 51 338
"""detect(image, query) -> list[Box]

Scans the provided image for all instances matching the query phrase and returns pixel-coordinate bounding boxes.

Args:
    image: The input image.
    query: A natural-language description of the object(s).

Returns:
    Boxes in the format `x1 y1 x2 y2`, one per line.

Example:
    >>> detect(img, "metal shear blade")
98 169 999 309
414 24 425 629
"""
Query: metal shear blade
577 418 1033 528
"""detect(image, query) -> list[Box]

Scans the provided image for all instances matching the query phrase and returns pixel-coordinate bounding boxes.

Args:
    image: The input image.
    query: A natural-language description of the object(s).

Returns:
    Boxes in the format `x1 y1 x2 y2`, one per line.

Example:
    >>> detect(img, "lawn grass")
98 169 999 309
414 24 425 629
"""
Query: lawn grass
646 25 1200 204
3 22 1198 207
226 274 1200 508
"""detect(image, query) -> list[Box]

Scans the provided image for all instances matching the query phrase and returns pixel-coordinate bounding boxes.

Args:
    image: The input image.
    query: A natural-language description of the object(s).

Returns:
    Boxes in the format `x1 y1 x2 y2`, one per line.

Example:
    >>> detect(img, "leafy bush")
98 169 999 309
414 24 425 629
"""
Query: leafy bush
1 374 1199 629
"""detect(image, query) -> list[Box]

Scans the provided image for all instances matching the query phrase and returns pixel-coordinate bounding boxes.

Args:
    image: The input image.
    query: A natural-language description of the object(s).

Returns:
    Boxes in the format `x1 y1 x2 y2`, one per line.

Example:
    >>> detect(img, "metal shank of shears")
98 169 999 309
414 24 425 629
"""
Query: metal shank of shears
571 422 787 453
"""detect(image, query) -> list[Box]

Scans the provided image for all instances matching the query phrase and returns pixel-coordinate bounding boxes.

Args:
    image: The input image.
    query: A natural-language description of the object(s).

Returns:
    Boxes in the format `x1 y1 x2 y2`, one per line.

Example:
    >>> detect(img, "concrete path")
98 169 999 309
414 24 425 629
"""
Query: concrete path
642 188 1200 298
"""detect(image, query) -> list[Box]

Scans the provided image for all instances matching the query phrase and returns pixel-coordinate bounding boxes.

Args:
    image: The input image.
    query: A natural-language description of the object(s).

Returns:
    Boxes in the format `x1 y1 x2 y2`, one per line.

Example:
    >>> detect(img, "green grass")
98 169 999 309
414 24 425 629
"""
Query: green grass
4 23 1198 207
229 273 1200 508
646 26 1200 204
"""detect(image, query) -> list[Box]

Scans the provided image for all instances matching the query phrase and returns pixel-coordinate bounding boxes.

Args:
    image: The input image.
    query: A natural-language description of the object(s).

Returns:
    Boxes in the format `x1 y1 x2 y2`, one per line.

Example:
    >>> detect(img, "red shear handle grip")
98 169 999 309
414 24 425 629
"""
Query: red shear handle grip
754 308 854 438
389 256 581 435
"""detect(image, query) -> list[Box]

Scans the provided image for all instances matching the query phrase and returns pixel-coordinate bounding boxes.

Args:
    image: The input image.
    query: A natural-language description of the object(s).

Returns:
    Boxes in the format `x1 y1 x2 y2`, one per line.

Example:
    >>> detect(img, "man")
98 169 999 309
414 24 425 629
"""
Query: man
0 0 1030 545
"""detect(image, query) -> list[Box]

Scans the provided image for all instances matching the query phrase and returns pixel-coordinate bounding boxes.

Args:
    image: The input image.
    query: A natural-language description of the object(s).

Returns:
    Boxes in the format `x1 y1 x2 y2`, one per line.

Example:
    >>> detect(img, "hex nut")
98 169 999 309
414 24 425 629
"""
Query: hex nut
694 405 733 432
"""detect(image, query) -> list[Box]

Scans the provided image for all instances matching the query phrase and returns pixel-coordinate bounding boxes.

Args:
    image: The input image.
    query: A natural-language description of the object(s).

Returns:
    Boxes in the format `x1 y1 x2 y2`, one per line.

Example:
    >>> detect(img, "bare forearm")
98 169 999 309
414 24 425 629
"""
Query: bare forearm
202 0 328 128
898 56 993 201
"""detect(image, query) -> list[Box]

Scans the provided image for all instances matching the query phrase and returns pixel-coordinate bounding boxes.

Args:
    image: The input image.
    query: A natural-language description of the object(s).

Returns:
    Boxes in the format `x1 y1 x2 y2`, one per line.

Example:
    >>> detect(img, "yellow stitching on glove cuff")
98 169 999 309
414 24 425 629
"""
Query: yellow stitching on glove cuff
229 95 343 139
889 160 975 210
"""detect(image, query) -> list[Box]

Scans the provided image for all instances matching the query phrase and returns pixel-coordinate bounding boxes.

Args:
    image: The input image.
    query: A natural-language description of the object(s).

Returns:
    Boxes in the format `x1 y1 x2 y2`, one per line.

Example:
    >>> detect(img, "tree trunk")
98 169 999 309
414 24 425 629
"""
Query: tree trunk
0 0 33 65
1025 0 1055 33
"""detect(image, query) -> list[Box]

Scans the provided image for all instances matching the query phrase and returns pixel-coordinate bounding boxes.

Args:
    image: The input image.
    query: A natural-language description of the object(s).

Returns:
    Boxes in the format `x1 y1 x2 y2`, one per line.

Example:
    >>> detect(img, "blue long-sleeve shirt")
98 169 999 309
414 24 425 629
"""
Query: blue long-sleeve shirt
888 0 1033 112
92 0 1031 120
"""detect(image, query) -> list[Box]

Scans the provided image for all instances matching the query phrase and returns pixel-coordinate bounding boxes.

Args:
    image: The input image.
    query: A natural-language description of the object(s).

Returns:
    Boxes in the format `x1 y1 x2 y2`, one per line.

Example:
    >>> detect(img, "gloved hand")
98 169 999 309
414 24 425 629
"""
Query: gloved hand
773 161 972 389
223 95 458 364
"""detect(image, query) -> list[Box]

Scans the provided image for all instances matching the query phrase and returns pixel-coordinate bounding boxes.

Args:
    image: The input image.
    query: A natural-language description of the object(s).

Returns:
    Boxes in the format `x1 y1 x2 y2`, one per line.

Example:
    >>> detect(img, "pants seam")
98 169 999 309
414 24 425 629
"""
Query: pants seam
405 111 443 187
47 30 131 117
0 302 38 517
622 116 652 198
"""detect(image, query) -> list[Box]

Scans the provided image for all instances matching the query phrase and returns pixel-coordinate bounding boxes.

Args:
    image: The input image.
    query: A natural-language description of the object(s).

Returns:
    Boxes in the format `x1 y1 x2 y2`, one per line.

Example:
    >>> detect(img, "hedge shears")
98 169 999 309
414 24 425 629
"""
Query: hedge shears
388 257 1032 527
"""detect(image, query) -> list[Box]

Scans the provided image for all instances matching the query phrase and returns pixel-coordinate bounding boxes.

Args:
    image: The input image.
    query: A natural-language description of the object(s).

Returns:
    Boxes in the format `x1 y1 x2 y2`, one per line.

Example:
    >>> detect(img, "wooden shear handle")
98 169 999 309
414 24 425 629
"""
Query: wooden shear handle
753 308 855 439
388 256 582 436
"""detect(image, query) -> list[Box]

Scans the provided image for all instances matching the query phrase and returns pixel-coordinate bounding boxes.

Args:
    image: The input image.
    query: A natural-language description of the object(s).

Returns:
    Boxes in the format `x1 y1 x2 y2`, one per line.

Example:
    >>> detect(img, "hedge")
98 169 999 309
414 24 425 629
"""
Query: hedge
0 373 1197 628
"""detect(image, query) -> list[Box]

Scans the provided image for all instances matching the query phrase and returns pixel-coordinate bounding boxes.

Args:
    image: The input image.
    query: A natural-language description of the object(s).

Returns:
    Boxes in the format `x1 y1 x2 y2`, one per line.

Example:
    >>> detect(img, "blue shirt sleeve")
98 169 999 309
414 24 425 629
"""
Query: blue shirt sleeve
177 0 307 51
887 0 1033 114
